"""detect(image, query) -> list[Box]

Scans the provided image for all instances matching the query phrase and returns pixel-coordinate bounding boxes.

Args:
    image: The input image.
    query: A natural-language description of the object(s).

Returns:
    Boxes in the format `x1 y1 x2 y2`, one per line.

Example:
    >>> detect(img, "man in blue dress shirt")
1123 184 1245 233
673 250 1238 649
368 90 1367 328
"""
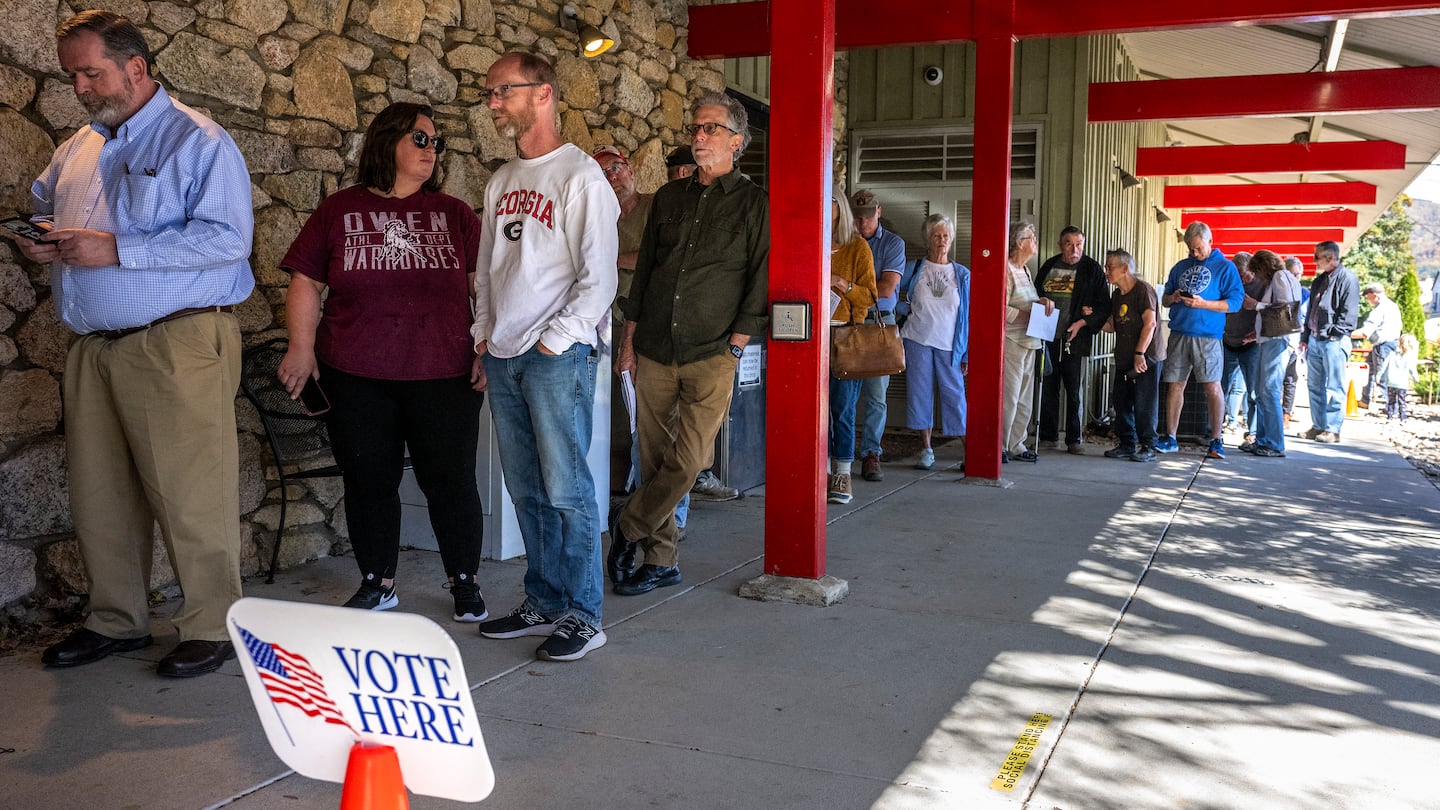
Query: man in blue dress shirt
16 10 254 678
850 189 907 482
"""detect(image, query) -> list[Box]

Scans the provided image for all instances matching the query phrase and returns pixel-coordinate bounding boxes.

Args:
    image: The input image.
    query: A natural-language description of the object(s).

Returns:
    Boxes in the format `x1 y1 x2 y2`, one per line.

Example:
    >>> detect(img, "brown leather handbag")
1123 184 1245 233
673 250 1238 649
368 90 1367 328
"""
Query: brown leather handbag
830 316 905 379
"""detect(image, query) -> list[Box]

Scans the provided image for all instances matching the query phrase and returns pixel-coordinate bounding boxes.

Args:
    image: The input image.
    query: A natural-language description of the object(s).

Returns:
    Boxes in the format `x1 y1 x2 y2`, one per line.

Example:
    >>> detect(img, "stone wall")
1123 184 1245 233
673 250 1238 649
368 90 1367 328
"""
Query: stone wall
0 0 725 624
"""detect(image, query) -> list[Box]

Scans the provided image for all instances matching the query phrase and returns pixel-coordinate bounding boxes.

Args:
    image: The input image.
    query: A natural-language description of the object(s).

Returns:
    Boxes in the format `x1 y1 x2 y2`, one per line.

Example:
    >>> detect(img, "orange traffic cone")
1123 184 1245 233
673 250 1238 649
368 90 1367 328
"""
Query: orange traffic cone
339 742 409 810
1345 380 1358 417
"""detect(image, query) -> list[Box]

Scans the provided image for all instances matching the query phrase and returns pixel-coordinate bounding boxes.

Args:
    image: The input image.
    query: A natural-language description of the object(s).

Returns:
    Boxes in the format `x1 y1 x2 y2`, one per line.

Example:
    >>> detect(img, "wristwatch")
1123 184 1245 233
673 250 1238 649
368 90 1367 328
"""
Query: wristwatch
729 344 744 359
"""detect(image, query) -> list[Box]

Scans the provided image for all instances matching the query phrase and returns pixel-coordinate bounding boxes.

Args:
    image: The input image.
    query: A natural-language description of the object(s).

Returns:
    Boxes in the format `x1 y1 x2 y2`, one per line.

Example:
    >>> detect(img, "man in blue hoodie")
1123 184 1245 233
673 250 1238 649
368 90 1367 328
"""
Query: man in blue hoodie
1155 222 1245 459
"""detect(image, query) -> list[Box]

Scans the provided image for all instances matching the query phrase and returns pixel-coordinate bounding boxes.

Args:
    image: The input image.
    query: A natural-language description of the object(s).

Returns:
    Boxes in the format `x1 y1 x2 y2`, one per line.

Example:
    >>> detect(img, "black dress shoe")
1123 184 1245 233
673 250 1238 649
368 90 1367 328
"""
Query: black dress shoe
42 628 152 668
158 640 235 678
606 530 638 585
614 564 682 596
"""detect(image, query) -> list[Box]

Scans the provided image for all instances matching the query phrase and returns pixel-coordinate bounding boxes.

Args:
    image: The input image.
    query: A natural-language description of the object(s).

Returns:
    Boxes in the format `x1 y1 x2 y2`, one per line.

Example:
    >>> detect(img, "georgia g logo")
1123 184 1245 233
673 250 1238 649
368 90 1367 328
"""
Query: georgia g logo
503 221 523 242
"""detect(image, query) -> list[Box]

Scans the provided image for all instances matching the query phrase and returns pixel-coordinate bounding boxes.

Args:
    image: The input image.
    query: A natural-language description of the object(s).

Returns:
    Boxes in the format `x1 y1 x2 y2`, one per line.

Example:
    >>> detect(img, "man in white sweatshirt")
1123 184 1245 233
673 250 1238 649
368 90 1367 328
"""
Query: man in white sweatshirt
470 52 619 662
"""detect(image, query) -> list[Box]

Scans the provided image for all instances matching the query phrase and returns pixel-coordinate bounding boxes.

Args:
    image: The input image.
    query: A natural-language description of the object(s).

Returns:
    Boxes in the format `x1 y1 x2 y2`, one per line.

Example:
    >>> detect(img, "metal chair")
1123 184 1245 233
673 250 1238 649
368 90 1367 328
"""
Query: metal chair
239 338 342 583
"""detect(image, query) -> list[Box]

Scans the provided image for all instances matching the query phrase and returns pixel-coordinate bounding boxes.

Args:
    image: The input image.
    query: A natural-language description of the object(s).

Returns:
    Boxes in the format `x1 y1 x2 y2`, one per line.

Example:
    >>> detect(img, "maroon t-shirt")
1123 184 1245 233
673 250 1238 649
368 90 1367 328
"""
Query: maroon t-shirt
282 186 480 380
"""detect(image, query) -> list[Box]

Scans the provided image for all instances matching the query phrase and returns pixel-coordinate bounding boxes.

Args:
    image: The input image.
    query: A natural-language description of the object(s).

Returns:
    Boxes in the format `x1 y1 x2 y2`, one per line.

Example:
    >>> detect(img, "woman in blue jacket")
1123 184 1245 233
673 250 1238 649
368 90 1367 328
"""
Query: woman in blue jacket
898 213 970 470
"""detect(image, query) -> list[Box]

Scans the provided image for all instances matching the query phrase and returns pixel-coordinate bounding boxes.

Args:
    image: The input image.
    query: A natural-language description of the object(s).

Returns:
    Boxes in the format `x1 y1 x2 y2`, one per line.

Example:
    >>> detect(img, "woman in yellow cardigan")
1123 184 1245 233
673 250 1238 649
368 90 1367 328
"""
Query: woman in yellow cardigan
827 187 878 504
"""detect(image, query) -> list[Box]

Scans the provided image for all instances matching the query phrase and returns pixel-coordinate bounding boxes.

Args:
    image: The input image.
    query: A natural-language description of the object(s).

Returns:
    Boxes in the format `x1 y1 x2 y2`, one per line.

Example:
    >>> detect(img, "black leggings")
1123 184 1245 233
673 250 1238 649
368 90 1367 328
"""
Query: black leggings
321 363 484 581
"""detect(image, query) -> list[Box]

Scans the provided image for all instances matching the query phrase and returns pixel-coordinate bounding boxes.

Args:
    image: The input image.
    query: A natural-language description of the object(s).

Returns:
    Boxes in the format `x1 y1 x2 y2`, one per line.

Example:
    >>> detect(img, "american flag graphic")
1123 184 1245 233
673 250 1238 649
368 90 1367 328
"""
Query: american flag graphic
235 623 357 736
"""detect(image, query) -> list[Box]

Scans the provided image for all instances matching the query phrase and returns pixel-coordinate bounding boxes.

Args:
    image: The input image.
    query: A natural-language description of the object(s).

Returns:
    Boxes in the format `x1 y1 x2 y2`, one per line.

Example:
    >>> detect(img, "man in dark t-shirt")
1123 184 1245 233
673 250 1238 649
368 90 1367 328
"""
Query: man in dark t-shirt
1102 249 1165 462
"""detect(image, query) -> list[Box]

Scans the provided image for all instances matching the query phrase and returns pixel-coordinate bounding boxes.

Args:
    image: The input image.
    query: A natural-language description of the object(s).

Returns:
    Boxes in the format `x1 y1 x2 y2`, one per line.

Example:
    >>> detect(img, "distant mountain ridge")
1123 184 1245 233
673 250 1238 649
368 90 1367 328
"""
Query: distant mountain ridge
1410 197 1440 282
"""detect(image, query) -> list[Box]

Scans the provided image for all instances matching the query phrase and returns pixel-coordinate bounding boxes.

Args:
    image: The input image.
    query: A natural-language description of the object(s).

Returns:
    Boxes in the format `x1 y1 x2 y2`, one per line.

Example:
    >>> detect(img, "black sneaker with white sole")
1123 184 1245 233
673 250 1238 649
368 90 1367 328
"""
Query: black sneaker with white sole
536 615 607 661
449 578 489 623
478 605 557 639
343 580 398 611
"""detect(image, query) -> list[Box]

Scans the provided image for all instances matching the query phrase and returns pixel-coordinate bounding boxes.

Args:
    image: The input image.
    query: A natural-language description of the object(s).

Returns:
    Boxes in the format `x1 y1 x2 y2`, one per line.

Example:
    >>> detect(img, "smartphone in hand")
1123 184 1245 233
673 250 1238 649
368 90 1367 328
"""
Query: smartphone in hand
1 217 50 242
298 377 330 416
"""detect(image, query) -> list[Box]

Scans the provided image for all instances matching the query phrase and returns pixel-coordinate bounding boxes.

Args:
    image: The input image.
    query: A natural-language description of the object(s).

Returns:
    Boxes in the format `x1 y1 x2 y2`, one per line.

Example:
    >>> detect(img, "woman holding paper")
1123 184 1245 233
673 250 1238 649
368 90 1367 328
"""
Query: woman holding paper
1000 221 1054 462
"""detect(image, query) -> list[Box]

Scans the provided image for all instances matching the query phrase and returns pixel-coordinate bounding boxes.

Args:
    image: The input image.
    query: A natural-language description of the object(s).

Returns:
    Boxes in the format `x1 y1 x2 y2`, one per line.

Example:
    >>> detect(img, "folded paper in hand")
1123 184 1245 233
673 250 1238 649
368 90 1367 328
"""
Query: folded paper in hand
1026 306 1059 341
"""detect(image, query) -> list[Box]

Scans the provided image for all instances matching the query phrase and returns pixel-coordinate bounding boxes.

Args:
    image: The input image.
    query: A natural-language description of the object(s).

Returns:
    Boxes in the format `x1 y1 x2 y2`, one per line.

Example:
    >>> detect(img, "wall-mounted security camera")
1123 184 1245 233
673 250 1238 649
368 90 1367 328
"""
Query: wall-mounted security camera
923 65 943 86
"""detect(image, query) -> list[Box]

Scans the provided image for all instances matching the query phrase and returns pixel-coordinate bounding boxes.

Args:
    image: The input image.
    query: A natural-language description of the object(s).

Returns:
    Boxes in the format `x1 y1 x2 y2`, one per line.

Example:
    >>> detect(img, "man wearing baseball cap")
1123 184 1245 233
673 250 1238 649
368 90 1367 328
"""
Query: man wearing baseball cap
665 145 696 182
850 189 906 482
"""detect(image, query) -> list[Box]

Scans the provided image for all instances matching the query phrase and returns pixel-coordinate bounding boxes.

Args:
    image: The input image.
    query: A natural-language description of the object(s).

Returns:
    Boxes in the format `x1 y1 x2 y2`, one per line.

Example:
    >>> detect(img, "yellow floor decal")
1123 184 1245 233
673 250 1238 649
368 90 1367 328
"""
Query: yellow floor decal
989 712 1053 792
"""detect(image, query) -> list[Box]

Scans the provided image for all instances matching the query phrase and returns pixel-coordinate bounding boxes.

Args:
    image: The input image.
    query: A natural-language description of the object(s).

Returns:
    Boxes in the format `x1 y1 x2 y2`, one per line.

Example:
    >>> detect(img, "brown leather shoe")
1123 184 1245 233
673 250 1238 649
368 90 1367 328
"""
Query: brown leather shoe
158 640 235 678
41 628 152 668
861 453 883 481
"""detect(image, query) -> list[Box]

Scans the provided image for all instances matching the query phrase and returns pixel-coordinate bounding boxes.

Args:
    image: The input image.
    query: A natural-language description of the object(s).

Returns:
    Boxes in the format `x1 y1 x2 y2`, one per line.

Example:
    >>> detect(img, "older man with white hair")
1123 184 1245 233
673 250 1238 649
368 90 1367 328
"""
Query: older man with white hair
1351 282 1401 411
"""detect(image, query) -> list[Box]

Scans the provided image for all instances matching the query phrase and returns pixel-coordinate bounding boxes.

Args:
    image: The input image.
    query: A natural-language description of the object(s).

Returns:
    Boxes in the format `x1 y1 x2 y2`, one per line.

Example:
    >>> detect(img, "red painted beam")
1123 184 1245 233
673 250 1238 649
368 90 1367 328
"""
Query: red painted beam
763 0 834 579
687 0 1439 57
689 0 975 59
1212 228 1346 242
1136 141 1406 176
1182 210 1359 228
1090 67 1440 122
1214 243 1324 255
1165 182 1376 208
1014 0 1440 38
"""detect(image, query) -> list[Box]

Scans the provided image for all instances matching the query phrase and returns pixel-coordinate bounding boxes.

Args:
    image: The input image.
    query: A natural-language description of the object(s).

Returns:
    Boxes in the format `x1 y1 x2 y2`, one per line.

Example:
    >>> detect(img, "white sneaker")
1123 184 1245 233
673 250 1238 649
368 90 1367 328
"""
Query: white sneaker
536 615 607 661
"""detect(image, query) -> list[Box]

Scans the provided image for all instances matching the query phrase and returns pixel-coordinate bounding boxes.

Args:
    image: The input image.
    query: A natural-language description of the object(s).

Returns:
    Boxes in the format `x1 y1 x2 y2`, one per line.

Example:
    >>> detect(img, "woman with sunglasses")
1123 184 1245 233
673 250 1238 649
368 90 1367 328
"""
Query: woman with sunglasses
277 102 488 622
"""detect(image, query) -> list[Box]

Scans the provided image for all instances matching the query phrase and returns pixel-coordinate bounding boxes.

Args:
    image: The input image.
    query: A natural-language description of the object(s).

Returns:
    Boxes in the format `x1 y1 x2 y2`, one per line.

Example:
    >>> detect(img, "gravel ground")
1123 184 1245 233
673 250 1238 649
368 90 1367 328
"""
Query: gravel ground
1381 399 1440 481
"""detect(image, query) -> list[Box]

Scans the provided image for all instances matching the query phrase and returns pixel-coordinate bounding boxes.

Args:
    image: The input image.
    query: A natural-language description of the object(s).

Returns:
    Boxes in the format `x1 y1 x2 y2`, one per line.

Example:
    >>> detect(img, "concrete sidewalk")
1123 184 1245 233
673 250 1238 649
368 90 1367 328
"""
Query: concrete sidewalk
2 410 1437 809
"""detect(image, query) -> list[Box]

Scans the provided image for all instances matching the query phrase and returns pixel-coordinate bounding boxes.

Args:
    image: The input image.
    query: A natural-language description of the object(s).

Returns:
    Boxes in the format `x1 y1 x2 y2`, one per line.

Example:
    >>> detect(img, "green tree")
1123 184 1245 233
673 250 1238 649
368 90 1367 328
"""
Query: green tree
1393 265 1428 355
1345 195 1417 292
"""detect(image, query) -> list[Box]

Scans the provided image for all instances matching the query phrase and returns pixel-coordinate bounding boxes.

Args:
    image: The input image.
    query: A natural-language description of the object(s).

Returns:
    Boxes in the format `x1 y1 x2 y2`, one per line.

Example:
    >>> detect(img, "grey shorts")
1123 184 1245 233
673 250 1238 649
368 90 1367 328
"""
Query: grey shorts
1161 333 1222 383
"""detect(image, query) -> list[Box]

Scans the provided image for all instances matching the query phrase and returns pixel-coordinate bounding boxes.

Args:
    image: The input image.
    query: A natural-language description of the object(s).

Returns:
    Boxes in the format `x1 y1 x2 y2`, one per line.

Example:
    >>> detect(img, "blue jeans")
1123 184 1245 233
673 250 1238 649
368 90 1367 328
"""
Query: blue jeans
1222 343 1259 431
829 377 862 462
1364 339 1396 406
1254 339 1290 453
859 374 890 457
483 343 603 626
1112 359 1162 450
1306 337 1351 434
858 312 896 457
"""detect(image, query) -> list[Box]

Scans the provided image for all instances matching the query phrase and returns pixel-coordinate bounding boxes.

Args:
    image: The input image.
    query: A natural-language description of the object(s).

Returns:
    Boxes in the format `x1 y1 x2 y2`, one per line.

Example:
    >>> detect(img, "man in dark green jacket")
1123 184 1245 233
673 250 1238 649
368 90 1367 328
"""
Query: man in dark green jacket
609 93 769 595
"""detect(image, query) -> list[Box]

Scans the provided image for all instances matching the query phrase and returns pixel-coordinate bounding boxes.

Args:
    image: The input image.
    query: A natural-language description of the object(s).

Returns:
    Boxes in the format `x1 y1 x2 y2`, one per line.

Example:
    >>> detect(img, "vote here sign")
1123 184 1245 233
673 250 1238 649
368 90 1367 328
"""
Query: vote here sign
227 597 494 802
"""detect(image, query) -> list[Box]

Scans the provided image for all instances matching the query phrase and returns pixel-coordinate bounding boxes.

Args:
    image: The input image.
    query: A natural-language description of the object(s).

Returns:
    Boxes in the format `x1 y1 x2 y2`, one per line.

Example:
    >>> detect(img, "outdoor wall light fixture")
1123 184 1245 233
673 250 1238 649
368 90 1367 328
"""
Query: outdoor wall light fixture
1153 205 1171 223
559 4 615 58
1115 165 1142 189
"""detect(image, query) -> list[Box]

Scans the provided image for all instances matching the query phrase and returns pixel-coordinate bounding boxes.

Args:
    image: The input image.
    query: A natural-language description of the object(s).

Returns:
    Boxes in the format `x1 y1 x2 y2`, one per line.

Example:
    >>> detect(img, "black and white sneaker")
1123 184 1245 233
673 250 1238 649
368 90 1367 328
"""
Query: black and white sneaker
343 580 398 611
536 615 607 662
478 605 557 639
448 577 488 623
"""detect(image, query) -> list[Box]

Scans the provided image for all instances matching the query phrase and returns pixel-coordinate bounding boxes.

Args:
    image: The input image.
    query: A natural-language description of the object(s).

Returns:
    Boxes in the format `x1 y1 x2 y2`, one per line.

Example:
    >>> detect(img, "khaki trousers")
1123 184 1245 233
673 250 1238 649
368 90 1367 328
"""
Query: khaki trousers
64 312 244 642
1002 339 1037 455
619 352 737 567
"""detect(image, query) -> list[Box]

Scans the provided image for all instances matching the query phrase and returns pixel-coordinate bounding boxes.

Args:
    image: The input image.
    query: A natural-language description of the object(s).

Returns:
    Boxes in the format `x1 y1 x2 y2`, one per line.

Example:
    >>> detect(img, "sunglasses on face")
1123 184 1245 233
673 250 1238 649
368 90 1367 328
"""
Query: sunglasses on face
602 163 629 177
410 130 446 154
480 82 542 102
683 121 738 137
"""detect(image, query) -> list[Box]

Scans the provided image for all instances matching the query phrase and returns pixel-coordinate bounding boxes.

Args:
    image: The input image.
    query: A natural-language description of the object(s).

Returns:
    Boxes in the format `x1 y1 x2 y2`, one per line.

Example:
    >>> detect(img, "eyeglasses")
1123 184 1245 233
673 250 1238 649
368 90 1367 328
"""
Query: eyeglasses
480 82 542 102
410 130 446 154
683 122 738 137
602 163 629 177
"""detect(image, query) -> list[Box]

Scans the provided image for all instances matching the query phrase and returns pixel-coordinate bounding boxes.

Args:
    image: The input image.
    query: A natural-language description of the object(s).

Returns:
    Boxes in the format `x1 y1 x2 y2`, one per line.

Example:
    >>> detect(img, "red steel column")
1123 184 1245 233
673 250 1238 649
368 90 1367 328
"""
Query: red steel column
763 0 835 578
966 6 1016 481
